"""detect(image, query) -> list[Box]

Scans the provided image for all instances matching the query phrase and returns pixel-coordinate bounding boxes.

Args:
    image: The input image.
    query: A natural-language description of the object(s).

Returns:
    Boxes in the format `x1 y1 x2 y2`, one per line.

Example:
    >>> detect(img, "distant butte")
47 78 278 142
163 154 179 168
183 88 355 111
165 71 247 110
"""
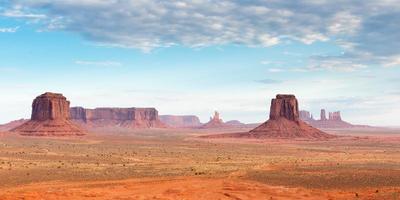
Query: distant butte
159 115 202 128
204 94 334 139
70 107 167 129
201 111 226 129
300 109 370 128
12 92 84 136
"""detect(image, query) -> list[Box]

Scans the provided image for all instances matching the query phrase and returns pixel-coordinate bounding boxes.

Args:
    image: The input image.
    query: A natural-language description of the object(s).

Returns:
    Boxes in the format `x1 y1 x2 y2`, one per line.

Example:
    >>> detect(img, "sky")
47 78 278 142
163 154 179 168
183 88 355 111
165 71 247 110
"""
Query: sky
0 0 399 126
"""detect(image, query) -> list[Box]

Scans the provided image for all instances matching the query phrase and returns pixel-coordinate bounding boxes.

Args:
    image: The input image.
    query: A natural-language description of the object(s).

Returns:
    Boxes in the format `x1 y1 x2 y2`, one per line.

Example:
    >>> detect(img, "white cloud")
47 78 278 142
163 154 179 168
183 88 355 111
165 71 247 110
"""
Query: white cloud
0 26 19 33
1 5 46 19
258 34 280 47
1 0 400 69
0 0 341 51
293 32 329 45
328 12 362 35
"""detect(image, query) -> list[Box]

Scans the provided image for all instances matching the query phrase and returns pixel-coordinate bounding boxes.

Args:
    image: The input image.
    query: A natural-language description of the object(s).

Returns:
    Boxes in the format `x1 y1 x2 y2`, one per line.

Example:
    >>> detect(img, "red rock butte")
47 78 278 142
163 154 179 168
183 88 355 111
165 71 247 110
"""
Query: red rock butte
249 94 334 139
12 92 84 136
201 111 225 129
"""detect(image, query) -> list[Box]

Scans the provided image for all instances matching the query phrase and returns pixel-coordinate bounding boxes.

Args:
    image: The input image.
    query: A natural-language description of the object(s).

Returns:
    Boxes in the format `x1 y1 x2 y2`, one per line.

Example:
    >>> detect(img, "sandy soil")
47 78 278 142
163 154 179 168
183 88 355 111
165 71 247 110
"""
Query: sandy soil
0 128 399 199
1 177 398 200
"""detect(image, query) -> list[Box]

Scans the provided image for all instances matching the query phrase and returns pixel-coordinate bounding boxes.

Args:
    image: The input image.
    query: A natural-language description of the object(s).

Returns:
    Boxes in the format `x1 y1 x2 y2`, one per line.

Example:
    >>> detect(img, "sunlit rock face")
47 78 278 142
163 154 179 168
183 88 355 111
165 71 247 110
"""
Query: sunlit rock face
249 94 334 139
70 107 167 128
12 92 84 136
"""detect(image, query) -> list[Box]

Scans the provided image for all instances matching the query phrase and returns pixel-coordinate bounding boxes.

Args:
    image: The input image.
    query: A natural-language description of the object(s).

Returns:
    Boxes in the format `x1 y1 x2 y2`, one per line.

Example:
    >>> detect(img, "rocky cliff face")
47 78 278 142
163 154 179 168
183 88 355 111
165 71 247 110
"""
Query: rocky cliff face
31 92 70 121
159 115 202 128
70 107 166 128
248 94 333 139
12 92 84 136
269 94 299 121
70 107 87 122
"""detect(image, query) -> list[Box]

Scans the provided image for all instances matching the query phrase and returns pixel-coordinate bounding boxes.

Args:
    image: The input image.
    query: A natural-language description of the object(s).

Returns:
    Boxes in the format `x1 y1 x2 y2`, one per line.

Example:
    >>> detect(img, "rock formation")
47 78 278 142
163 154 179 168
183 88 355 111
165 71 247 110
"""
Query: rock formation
12 92 84 136
201 111 226 129
70 107 167 129
247 95 333 139
299 110 311 121
329 111 342 121
300 109 360 128
159 115 202 128
320 109 327 121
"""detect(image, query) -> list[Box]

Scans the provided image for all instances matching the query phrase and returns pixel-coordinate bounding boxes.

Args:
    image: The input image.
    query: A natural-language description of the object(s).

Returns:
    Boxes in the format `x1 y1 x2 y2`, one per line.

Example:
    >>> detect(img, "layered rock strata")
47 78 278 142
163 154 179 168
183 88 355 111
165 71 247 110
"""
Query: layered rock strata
12 92 84 136
70 107 167 128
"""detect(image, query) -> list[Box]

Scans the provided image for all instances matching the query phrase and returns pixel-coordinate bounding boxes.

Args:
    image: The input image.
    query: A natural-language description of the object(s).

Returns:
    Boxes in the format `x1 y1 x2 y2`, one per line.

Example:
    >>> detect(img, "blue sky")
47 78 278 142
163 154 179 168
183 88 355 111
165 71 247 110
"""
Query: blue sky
0 0 399 126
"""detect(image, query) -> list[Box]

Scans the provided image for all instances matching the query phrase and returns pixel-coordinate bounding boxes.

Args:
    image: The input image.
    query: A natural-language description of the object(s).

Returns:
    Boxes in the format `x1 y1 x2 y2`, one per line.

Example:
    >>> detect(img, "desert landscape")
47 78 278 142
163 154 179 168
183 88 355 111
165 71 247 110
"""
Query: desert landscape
1 125 400 199
0 93 399 199
1 1 400 199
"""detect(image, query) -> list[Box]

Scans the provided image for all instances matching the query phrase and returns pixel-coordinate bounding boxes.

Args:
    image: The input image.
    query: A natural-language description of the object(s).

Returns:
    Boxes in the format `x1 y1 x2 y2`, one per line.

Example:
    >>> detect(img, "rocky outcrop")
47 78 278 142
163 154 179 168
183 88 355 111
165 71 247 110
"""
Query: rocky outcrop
201 111 226 129
247 95 333 139
300 109 356 128
70 107 167 129
269 94 299 121
12 92 84 136
159 115 202 128
202 95 333 139
31 93 70 121
299 110 311 121
320 109 327 121
329 111 342 121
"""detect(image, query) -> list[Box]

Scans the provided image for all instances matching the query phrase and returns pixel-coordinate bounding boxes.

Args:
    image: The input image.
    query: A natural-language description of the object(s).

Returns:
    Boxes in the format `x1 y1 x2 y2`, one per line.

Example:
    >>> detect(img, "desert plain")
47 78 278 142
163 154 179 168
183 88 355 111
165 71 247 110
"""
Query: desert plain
0 127 400 200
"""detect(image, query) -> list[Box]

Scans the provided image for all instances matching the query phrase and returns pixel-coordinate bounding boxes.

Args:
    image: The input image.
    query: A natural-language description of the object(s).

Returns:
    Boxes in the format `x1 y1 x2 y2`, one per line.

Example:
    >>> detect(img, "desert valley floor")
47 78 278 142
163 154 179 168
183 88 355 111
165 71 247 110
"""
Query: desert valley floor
0 128 400 200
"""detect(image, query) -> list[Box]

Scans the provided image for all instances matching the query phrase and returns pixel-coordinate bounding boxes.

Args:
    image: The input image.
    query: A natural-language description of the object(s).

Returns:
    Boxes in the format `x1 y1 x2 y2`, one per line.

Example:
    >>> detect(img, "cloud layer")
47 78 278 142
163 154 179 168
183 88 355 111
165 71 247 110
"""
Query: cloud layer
2 0 400 67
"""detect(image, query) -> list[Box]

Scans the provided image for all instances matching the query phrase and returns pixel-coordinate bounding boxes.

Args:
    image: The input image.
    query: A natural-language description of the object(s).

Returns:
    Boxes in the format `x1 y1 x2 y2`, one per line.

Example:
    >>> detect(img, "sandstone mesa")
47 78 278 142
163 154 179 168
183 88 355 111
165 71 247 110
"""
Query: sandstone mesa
159 115 202 128
12 92 85 136
70 107 167 129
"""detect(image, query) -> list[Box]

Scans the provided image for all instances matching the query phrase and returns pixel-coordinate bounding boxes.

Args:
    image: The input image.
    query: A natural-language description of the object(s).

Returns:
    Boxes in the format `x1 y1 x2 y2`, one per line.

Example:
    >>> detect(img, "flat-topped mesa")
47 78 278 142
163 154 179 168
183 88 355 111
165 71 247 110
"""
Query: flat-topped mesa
31 92 70 121
159 115 202 128
70 107 167 128
269 94 299 122
12 92 84 136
